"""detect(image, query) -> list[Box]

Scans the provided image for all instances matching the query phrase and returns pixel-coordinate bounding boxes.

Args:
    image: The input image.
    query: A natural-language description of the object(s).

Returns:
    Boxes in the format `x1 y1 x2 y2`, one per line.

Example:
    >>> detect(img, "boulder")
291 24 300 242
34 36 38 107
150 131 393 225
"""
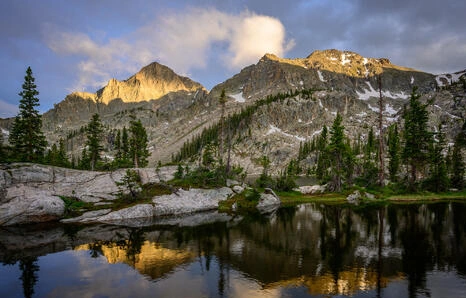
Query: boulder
365 192 376 200
0 185 65 225
232 185 245 194
226 179 240 187
257 188 281 213
296 185 326 194
346 190 361 204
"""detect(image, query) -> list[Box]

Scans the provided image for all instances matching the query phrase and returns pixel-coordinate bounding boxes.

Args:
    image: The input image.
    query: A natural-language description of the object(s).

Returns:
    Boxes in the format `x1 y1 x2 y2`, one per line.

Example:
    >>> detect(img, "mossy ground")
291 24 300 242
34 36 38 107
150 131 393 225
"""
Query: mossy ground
219 188 466 213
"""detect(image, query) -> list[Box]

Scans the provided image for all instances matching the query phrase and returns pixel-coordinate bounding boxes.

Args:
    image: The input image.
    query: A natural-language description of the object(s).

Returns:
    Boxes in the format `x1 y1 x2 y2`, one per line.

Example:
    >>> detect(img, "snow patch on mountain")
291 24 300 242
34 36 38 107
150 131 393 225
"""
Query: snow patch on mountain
311 128 323 138
317 70 326 82
356 81 408 100
435 70 466 87
229 92 246 103
341 53 351 65
266 125 305 141
385 104 398 116
366 103 399 116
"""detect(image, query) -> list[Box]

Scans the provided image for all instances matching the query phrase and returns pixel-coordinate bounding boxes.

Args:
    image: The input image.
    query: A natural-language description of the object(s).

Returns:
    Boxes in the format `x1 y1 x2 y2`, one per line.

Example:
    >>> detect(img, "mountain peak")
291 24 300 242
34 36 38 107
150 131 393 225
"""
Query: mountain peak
260 53 280 61
92 61 205 104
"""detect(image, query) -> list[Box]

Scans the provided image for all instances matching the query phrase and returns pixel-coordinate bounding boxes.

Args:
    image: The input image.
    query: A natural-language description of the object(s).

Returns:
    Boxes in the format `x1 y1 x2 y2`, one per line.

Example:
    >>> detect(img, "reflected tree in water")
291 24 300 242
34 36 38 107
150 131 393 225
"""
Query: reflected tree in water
400 205 432 298
115 228 146 266
19 256 39 298
320 206 355 285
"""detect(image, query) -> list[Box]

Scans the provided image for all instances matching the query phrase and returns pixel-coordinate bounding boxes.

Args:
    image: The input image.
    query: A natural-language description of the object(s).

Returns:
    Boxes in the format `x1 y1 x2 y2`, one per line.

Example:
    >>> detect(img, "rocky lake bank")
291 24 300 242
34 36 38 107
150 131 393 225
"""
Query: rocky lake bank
0 163 281 226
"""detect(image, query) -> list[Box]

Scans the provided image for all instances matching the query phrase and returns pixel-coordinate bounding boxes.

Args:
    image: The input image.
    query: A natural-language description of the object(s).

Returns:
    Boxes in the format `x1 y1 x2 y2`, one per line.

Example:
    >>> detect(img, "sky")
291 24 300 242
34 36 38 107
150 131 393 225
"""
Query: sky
1 0 465 118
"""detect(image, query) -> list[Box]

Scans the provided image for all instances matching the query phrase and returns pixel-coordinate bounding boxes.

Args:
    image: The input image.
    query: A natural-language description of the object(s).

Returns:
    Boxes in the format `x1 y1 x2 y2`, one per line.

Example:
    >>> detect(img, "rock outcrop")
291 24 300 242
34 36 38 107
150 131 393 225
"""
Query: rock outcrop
0 164 241 225
61 187 235 224
0 186 64 225
0 163 177 225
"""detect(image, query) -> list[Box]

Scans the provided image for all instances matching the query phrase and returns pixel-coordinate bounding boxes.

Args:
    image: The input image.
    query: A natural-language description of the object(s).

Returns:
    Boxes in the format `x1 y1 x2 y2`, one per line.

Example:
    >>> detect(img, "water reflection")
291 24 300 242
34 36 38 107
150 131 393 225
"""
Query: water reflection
1 203 466 297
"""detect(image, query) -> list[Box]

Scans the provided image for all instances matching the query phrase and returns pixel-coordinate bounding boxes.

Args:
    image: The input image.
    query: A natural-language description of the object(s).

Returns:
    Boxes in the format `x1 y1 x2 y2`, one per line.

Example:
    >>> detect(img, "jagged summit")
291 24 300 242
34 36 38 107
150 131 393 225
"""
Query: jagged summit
89 61 205 105
257 49 418 78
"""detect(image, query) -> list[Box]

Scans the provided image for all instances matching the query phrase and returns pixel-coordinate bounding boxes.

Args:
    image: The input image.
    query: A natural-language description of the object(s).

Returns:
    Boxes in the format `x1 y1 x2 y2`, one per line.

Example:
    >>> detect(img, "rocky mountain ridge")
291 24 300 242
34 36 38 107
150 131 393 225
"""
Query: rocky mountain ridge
1 49 465 173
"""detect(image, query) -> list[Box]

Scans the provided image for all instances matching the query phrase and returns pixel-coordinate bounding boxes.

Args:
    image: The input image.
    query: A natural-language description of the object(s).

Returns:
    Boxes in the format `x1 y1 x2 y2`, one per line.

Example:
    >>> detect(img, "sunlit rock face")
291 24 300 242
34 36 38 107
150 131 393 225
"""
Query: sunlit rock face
95 62 205 104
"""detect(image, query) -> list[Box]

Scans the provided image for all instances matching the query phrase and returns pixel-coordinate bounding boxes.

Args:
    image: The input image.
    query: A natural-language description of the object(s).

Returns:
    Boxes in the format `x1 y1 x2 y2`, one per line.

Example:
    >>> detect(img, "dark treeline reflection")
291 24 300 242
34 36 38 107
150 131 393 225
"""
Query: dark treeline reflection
1 203 466 297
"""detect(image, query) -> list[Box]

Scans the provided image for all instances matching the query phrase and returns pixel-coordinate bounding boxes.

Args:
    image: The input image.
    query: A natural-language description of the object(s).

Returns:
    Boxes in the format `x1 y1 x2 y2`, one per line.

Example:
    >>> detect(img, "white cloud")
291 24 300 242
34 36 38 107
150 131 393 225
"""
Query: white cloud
0 99 18 118
43 8 294 92
228 14 293 68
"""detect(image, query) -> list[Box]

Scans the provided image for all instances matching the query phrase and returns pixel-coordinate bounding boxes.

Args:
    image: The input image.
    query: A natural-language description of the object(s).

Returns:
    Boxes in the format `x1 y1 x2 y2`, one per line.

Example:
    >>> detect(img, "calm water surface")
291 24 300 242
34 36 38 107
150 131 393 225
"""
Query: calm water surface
1 202 466 298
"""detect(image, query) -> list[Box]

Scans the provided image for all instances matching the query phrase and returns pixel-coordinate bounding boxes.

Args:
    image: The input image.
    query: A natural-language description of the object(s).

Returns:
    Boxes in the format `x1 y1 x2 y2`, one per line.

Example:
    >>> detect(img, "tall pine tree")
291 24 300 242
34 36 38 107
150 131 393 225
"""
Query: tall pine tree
9 67 47 162
122 126 129 160
402 87 432 190
86 114 104 171
425 125 448 192
327 113 351 191
129 117 150 168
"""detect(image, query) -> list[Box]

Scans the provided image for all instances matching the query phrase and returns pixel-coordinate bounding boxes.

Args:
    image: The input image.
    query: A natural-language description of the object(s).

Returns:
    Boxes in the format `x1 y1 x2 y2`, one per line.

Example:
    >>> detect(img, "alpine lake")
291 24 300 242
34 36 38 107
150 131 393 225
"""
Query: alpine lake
1 201 466 298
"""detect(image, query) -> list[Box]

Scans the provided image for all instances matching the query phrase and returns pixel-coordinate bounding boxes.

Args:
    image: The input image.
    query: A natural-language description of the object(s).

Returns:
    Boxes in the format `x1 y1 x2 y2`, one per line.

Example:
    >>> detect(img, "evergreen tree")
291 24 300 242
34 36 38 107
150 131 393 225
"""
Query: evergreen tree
316 125 329 181
86 114 104 171
201 143 217 170
388 124 400 182
129 117 150 168
115 129 122 160
45 143 58 165
53 138 69 167
9 67 47 162
366 126 375 159
402 87 432 190
327 113 351 191
122 126 129 160
451 141 464 189
79 147 90 170
425 125 449 192
318 125 328 151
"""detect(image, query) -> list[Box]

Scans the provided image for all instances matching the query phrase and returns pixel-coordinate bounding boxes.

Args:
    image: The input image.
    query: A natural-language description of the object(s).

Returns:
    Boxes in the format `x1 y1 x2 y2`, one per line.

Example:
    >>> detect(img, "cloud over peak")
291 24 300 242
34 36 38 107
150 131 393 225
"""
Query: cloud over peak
44 8 294 92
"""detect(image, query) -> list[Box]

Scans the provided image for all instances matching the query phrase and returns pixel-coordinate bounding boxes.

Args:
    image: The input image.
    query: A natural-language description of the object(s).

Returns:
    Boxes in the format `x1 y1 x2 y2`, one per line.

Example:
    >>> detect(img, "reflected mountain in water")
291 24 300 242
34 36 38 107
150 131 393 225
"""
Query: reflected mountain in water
1 203 466 297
